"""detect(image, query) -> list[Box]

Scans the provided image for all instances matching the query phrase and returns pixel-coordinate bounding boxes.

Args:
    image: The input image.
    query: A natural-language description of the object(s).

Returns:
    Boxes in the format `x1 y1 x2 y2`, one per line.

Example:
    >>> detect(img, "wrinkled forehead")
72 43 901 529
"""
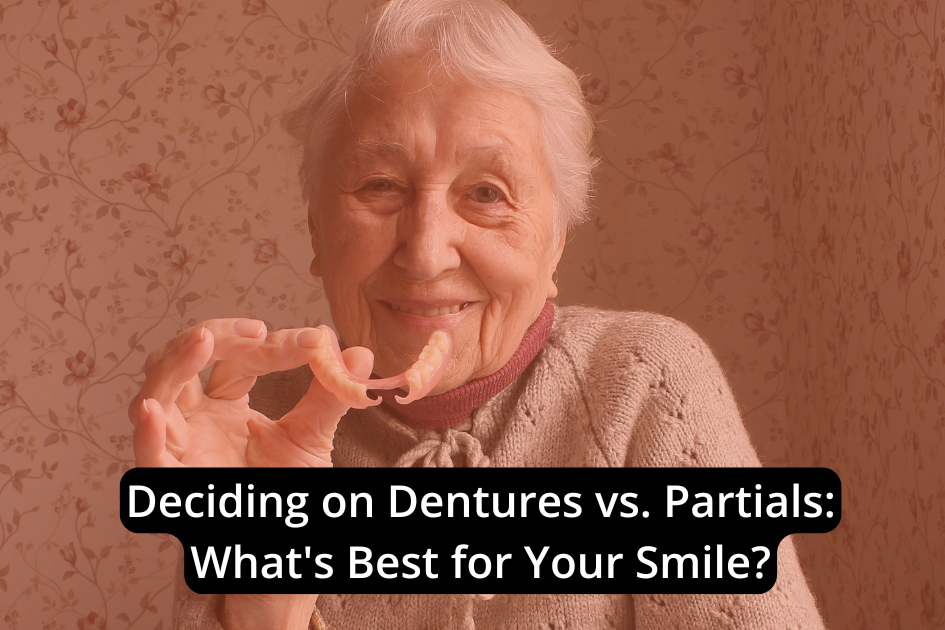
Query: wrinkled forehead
341 137 531 178
331 83 544 177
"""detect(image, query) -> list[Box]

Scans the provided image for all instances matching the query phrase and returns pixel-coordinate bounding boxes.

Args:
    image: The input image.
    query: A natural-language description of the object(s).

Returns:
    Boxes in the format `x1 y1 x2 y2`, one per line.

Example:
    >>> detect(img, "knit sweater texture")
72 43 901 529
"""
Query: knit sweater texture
173 305 826 630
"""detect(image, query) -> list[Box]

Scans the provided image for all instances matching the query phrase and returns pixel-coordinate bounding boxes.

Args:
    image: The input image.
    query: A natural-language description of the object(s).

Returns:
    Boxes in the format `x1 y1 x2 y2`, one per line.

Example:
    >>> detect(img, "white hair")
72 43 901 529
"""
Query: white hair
282 0 597 232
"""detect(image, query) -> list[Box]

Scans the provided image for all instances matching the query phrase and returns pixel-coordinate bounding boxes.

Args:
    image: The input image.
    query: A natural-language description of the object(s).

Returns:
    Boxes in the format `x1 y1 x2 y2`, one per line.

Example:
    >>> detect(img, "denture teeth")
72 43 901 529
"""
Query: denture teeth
420 346 443 369
320 360 335 376
344 381 367 398
324 369 366 400
311 325 450 408
432 331 450 353
404 368 422 391
411 360 434 381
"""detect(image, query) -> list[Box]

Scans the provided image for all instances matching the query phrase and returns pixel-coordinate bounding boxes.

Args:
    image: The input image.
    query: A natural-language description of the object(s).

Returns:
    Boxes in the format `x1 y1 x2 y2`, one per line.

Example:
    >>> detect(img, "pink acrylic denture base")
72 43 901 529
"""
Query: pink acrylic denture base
308 325 453 409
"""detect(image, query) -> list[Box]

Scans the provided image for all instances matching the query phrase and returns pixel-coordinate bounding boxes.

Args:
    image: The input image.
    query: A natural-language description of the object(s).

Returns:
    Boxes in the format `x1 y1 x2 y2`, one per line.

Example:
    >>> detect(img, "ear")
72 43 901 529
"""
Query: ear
546 227 568 299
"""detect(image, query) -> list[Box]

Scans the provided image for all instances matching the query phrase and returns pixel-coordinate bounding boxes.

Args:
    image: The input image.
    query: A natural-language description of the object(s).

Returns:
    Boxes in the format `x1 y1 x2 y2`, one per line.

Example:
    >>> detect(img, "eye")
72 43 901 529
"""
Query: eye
471 186 503 203
364 179 397 192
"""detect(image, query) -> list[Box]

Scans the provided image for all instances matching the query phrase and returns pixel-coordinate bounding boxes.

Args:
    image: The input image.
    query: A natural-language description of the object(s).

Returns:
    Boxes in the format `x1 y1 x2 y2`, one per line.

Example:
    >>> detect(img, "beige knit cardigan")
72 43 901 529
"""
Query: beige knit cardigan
174 305 826 630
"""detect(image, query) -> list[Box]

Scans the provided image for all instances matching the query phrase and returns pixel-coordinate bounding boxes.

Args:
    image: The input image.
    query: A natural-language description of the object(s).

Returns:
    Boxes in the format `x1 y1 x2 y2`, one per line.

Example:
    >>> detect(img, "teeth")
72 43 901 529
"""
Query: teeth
404 368 422 390
410 360 434 382
343 381 367 398
312 326 451 406
431 331 450 353
322 363 367 400
420 346 443 369
390 303 465 316
320 360 334 376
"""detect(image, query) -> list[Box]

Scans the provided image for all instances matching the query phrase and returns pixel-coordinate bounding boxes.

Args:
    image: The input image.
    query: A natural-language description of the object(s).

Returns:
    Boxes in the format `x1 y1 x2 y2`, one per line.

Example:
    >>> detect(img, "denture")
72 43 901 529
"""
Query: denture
308 325 452 409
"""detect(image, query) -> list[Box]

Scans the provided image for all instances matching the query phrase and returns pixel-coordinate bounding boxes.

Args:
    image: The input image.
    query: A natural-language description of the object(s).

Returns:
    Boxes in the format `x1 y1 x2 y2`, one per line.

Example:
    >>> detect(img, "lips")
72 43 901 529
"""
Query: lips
387 302 472 317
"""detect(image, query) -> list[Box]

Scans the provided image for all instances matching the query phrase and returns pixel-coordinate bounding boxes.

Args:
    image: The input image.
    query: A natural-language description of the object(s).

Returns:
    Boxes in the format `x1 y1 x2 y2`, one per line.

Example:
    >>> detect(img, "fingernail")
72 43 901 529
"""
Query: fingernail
142 398 156 417
185 326 206 347
297 329 323 348
234 319 265 337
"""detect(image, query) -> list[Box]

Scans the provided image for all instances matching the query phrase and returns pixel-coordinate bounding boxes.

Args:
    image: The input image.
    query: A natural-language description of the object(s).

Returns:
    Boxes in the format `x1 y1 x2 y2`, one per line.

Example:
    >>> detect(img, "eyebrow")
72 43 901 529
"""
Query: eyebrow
343 140 532 185
463 145 533 186
346 139 410 165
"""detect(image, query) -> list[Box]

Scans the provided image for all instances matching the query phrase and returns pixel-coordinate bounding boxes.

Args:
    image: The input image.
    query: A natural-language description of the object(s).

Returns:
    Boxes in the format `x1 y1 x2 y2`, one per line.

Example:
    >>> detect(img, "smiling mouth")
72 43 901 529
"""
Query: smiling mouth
387 302 472 317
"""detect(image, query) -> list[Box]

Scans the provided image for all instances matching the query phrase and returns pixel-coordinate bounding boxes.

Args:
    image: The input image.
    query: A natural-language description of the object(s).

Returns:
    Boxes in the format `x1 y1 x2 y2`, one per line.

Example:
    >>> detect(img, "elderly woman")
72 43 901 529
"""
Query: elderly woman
129 1 826 629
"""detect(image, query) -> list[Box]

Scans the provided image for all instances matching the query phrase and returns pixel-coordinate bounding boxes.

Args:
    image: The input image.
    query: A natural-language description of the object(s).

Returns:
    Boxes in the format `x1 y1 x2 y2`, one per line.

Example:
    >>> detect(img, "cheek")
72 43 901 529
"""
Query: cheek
318 213 398 340
320 210 395 279
465 222 554 295
460 226 552 377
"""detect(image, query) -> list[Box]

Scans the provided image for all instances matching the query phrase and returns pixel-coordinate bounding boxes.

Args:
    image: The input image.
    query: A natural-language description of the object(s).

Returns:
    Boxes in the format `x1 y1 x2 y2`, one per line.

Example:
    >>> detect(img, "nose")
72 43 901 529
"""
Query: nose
392 187 463 280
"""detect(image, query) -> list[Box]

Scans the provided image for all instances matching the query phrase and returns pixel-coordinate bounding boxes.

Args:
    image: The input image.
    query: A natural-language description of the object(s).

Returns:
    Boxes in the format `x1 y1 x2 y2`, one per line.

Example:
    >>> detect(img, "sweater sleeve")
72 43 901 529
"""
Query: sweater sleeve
617 316 826 630
172 549 225 630
172 554 328 630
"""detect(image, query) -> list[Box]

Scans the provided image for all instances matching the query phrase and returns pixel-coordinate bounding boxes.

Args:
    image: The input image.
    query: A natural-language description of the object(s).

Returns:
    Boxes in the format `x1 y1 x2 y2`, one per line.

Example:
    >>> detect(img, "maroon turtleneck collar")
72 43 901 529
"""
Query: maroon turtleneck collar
376 300 555 431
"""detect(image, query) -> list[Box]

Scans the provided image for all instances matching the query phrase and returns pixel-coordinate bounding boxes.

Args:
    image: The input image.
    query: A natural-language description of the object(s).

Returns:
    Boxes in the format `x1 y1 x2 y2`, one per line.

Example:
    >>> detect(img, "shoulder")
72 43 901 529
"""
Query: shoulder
546 304 756 468
551 304 711 349
548 304 724 386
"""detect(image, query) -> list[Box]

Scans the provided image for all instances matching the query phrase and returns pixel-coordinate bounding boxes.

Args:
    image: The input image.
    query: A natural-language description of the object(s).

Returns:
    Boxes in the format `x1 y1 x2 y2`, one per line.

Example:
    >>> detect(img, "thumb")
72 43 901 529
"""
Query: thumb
341 345 375 380
274 346 375 458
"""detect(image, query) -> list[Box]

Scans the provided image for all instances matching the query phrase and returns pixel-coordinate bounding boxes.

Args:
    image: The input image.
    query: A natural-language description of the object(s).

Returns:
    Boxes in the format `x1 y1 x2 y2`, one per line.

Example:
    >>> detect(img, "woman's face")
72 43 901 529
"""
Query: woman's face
311 56 565 393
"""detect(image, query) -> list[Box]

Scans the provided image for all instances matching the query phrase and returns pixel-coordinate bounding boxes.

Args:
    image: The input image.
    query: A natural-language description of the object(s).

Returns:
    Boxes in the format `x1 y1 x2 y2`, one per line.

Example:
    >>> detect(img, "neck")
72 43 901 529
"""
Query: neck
377 300 555 430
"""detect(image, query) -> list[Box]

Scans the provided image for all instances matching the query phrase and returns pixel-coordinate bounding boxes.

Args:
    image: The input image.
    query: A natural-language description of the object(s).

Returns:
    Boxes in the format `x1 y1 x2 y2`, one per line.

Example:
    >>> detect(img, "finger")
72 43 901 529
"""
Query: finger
136 320 267 418
133 399 184 468
130 380 202 457
143 319 268 376
130 327 205 429
205 327 331 401
275 346 375 456
132 327 213 427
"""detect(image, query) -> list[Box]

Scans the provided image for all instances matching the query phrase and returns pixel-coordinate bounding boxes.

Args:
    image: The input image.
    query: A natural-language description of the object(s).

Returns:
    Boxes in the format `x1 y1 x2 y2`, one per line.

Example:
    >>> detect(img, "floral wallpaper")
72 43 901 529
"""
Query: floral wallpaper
0 0 940 629
755 0 945 627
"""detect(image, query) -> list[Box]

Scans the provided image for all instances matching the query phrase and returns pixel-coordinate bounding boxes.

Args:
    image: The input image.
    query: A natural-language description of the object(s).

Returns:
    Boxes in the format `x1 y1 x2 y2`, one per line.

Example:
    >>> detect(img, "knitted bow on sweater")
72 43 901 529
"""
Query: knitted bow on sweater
391 418 491 468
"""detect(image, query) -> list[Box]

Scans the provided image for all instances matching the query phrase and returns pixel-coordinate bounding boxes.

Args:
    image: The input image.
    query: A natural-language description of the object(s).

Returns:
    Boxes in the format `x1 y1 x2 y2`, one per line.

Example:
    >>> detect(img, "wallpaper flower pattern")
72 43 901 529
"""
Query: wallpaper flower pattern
0 0 940 628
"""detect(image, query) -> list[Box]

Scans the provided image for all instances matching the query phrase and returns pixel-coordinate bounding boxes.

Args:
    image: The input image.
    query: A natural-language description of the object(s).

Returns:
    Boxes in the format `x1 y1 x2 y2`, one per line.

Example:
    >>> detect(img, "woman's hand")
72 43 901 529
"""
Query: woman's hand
128 318 374 468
